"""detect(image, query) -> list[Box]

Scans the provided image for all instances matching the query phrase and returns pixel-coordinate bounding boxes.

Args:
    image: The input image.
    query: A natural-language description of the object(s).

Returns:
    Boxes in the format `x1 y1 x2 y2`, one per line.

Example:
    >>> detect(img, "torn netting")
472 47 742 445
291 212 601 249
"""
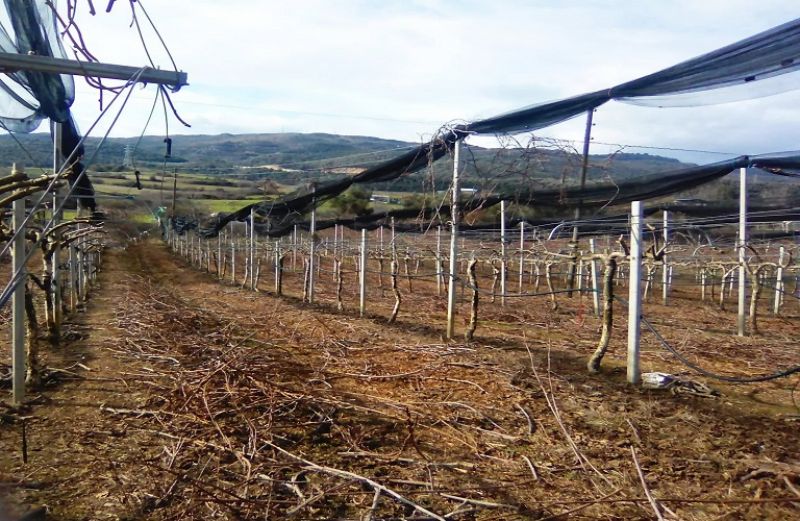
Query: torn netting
0 0 96 210
463 17 800 134
212 17 800 229
202 135 455 235
185 152 800 239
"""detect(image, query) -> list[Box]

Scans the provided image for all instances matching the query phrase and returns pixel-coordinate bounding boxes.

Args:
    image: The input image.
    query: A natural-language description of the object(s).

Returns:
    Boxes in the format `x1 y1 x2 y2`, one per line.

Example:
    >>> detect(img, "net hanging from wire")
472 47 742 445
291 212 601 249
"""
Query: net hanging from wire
0 0 95 210
196 16 800 236
181 150 800 239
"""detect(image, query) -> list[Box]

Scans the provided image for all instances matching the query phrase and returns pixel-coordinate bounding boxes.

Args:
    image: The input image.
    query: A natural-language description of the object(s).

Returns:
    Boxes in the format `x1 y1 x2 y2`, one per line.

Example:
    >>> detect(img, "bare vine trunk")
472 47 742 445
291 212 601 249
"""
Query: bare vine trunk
465 258 478 342
588 256 618 373
41 252 58 344
241 261 249 289
276 254 285 296
377 255 385 296
545 262 558 311
642 264 655 301
24 282 41 388
719 271 728 310
748 267 764 336
302 257 310 302
404 251 412 293
335 259 344 312
254 258 262 291
490 263 500 303
388 258 401 323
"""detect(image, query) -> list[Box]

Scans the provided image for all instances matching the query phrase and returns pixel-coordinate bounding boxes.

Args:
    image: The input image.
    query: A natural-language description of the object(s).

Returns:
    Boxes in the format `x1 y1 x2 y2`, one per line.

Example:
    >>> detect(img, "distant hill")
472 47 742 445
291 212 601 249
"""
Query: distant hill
0 131 693 192
0 132 412 169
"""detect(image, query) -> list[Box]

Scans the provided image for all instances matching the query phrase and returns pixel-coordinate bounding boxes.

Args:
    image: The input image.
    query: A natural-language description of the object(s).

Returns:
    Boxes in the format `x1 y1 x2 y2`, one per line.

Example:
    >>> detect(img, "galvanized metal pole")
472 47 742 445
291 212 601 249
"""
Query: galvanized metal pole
308 195 317 304
230 235 236 285
446 139 462 340
568 109 595 295
69 243 76 311
77 228 85 301
774 246 785 315
292 225 298 271
250 207 256 290
11 185 26 405
500 200 507 306
52 123 63 328
738 167 748 336
589 238 600 317
0 51 187 87
627 201 643 385
217 228 222 278
359 228 367 317
274 240 281 293
662 210 669 305
518 221 525 292
436 226 442 297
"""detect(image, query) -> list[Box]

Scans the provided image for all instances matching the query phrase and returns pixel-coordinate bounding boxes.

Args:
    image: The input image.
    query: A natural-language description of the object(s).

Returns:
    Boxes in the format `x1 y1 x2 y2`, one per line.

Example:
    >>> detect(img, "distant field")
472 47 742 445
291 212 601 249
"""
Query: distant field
86 169 418 222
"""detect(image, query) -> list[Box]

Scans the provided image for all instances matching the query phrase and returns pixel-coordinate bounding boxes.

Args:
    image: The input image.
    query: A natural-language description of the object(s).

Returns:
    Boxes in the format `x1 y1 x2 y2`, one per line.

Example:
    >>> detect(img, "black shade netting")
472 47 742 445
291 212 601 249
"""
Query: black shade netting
463 17 800 135
1 0 96 210
201 136 455 236
179 152 800 239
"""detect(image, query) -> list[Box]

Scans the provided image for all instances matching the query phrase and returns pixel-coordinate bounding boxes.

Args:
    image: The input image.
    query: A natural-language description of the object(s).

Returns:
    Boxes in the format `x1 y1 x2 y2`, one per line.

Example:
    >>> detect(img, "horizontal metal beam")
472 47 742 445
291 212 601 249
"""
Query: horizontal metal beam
0 52 187 89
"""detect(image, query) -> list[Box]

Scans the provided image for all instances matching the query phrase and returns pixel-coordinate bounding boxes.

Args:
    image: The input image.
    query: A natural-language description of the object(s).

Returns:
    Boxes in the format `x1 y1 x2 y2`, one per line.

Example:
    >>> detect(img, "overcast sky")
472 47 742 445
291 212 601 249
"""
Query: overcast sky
64 0 799 163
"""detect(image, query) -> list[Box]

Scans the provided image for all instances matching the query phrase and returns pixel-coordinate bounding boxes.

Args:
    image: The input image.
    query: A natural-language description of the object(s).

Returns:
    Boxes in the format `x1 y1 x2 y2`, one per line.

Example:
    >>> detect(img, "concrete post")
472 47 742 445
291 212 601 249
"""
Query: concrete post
627 201 643 385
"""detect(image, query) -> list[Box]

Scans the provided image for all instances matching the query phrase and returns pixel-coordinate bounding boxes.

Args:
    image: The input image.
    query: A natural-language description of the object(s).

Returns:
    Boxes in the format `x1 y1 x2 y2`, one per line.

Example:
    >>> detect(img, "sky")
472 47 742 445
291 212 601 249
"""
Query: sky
39 0 800 163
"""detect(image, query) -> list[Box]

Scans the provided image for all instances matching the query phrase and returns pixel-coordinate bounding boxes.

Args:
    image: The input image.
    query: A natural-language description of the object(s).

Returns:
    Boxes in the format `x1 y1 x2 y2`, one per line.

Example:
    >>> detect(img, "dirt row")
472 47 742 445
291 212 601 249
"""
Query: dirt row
0 237 798 520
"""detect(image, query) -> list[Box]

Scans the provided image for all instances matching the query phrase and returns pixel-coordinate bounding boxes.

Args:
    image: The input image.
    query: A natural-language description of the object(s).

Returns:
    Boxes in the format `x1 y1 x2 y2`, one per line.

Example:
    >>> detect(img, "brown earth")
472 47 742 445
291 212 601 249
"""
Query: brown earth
0 235 798 520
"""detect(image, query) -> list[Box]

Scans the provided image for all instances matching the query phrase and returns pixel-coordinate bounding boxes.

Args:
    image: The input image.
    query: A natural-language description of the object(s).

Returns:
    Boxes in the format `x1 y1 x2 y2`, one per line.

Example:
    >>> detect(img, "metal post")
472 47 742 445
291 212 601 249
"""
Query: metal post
272 240 279 293
332 224 338 282
500 200 507 306
52 122 63 328
627 201 643 385
589 238 600 317
662 210 669 305
69 243 76 310
436 226 442 297
308 195 317 304
250 207 256 290
738 167 748 336
77 234 85 301
231 236 236 285
390 217 396 249
774 246 785 315
86 240 94 285
171 173 177 220
217 228 222 278
11 188 26 405
292 225 298 271
568 108 595 295
446 139 462 340
360 228 367 317
0 51 188 87
518 221 525 292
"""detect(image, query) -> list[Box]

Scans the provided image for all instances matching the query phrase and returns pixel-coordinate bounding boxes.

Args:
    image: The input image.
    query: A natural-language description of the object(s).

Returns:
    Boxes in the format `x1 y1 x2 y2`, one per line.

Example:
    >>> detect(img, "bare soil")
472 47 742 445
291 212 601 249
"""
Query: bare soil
0 237 798 520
